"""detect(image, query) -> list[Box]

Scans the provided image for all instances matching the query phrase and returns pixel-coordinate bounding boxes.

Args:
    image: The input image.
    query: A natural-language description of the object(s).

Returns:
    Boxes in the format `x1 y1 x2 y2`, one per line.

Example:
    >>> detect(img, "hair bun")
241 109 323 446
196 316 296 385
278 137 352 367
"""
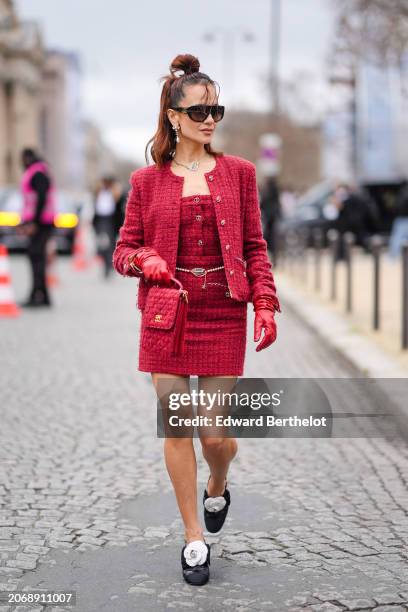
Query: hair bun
170 54 200 77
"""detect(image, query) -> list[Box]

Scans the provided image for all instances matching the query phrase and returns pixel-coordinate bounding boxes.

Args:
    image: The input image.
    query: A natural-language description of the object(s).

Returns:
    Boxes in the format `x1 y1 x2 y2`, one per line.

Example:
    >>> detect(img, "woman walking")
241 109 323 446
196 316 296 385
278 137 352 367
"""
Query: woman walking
113 53 281 586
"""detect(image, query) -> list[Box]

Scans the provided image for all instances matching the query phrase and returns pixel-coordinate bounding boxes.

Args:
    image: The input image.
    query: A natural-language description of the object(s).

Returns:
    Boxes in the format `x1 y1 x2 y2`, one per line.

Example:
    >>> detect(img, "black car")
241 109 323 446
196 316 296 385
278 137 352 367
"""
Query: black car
278 181 339 248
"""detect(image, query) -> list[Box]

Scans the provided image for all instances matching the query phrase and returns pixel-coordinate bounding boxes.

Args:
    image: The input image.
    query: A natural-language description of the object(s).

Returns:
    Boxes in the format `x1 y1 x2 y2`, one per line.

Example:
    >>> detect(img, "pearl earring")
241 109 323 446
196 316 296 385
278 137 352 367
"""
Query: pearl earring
172 124 180 144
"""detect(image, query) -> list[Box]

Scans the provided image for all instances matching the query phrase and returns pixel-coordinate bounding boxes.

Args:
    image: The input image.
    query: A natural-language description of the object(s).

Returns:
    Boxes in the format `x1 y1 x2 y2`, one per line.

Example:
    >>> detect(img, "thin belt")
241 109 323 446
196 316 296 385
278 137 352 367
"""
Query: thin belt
175 265 224 277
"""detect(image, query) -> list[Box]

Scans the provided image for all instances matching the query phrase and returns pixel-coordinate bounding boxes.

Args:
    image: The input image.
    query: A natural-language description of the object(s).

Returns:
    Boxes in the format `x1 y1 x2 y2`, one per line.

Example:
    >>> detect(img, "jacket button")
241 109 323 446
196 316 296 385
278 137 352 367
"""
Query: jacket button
198 239 203 246
208 175 214 181
216 195 221 202
243 271 247 277
194 196 200 203
229 269 234 275
225 290 230 297
220 219 226 225
195 215 202 221
225 244 230 250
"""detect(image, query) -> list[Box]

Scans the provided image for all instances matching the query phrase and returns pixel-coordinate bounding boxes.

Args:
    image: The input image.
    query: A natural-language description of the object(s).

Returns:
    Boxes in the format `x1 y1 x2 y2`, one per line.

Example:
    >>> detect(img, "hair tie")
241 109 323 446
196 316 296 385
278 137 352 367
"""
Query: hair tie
173 69 185 78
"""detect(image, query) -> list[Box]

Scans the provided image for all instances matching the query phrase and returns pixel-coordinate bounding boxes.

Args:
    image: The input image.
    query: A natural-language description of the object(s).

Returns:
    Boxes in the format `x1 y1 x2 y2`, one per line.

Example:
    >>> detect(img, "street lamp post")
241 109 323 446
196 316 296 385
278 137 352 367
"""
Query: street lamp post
328 72 358 185
203 26 255 108
0 10 14 32
270 0 281 115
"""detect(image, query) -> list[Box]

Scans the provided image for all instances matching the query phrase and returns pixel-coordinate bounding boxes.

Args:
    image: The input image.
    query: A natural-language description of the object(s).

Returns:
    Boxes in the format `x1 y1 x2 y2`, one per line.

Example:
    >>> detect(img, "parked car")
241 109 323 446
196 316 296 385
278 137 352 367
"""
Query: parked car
0 187 81 254
278 179 387 254
278 181 339 248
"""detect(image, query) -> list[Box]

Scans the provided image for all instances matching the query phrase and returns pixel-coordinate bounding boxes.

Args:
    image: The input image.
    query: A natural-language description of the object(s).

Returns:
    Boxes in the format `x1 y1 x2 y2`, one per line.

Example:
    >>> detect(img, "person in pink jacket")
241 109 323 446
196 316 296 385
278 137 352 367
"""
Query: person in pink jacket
113 53 281 586
18 148 56 307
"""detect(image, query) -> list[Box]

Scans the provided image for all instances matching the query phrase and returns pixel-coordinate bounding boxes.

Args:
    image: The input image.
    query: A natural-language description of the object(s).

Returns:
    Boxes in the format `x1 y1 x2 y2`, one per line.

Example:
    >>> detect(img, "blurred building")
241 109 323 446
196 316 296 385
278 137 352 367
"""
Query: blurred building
0 0 137 192
0 0 44 184
220 110 322 192
82 119 118 191
355 58 408 185
322 108 354 183
39 50 84 190
81 118 139 191
324 53 408 189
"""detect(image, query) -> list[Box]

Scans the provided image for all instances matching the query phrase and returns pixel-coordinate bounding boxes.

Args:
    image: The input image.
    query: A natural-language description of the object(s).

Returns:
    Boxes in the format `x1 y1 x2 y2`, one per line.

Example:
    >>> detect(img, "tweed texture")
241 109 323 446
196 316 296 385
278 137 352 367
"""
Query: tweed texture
138 194 247 376
143 286 183 330
112 154 280 311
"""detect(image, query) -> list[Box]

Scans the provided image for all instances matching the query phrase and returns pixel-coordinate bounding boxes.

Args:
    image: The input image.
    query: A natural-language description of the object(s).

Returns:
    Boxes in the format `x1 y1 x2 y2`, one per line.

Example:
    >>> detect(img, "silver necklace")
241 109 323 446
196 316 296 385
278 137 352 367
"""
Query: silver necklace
172 153 209 172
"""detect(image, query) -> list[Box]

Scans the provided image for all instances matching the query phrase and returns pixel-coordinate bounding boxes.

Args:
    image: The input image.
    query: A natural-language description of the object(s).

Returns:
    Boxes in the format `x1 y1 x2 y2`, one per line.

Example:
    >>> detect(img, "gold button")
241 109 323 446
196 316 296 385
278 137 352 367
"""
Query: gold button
229 269 234 275
216 195 221 202
225 244 230 250
220 219 226 226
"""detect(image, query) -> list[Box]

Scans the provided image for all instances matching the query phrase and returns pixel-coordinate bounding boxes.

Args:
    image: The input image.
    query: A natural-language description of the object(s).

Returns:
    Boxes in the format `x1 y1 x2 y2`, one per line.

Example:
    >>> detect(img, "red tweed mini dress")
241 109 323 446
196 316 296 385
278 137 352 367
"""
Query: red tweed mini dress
138 192 247 376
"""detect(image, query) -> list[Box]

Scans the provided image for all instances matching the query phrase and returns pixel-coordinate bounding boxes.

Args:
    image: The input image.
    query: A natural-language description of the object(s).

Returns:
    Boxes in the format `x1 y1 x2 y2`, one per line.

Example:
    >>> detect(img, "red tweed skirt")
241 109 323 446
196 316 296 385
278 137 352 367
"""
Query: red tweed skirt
138 253 247 376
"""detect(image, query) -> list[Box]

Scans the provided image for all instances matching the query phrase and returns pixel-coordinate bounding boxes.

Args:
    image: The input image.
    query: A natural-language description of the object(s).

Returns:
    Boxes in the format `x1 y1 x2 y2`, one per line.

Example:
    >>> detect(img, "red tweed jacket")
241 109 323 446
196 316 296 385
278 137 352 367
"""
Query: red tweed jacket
112 153 281 312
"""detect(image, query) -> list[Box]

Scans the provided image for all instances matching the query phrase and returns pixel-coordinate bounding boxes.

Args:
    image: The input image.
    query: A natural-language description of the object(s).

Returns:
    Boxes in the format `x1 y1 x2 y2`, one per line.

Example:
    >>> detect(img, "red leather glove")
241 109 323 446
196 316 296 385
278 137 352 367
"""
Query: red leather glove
253 295 278 352
128 247 173 284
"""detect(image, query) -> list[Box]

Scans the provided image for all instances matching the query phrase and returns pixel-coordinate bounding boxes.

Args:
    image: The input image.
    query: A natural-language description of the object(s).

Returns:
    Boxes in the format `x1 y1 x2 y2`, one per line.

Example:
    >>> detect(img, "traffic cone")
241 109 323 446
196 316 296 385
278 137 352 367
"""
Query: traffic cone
0 244 21 317
46 237 60 287
71 224 89 270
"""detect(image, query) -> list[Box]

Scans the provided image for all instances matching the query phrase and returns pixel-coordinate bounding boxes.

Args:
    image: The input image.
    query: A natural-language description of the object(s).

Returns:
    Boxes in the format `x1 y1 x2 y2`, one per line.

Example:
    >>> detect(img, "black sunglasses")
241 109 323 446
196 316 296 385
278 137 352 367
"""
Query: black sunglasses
171 104 225 123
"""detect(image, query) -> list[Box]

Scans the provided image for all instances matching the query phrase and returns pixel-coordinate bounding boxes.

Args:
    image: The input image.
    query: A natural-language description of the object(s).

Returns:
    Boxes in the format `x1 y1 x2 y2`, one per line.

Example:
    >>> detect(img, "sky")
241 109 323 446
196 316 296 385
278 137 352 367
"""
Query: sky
15 0 335 165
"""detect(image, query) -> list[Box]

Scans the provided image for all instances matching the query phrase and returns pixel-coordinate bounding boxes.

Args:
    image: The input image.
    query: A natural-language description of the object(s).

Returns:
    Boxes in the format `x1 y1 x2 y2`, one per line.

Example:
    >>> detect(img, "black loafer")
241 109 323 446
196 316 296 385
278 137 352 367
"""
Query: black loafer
203 477 231 533
181 541 211 586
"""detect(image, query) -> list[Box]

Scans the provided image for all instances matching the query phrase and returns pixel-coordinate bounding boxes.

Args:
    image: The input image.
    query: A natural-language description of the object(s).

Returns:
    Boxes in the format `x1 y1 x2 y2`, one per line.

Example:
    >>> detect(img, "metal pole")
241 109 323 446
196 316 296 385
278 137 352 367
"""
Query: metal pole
370 235 382 331
350 68 358 184
287 232 296 276
402 242 408 349
277 231 284 270
344 232 355 313
314 228 323 291
270 0 281 115
229 30 236 108
327 229 339 301
296 233 303 282
222 31 232 107
275 227 283 269
204 27 254 110
301 228 309 285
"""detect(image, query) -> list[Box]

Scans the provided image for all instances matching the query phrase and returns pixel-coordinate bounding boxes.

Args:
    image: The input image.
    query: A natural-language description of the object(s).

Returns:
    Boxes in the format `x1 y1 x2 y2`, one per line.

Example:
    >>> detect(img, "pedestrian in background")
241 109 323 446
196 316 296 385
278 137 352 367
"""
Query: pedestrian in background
333 183 380 261
18 148 56 307
92 175 124 278
280 186 297 219
260 176 281 261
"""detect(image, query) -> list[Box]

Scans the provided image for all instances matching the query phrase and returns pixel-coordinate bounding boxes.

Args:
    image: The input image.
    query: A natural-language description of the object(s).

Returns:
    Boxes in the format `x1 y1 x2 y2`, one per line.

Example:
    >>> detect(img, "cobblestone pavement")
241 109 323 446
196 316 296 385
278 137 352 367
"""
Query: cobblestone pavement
1 256 408 611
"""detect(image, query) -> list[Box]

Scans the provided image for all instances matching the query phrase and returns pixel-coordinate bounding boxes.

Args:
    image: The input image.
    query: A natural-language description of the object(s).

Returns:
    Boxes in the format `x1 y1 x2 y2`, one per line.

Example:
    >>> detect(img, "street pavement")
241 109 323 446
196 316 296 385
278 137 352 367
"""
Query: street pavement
1 255 408 611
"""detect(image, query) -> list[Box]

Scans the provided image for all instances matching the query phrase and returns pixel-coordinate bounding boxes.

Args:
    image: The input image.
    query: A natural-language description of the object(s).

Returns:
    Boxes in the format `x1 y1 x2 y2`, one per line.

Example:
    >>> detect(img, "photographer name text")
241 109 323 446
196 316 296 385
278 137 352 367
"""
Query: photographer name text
167 415 327 428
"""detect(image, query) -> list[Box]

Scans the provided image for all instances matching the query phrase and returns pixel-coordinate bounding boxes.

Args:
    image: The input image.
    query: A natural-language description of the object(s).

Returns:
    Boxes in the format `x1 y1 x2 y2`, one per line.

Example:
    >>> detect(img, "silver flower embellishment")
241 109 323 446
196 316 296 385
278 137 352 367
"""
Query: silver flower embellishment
183 540 208 567
204 495 227 513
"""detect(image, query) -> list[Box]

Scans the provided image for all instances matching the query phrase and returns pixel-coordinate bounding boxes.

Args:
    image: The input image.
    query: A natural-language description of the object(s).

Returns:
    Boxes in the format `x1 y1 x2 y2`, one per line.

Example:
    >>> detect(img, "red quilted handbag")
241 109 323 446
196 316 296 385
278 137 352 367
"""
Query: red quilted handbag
142 277 189 356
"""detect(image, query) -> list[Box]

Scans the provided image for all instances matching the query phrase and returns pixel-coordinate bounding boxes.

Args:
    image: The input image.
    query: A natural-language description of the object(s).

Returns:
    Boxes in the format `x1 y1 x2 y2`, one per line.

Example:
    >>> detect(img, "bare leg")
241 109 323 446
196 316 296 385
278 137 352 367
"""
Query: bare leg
151 372 204 544
197 376 238 497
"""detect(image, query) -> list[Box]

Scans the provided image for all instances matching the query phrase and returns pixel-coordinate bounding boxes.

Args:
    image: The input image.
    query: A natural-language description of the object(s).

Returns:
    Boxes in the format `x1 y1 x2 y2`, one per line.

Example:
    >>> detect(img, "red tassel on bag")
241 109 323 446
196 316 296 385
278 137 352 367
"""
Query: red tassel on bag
172 290 188 356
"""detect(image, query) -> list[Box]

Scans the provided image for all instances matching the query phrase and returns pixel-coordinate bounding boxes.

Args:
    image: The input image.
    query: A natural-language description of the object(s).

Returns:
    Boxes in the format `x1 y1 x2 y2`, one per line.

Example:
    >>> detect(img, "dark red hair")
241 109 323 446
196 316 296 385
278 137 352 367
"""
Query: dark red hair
145 53 224 167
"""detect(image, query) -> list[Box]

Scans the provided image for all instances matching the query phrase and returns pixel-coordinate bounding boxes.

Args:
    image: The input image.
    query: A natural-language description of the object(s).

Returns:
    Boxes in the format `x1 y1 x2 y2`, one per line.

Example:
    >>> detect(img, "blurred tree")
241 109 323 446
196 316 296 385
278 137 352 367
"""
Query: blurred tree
330 0 408 75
